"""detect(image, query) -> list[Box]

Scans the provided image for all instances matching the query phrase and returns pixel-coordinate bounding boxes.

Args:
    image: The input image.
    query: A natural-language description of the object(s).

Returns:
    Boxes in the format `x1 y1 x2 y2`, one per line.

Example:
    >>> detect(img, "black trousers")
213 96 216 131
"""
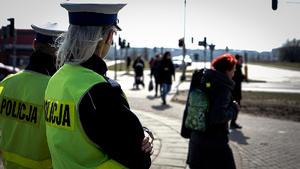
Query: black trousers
231 100 240 124
155 82 162 95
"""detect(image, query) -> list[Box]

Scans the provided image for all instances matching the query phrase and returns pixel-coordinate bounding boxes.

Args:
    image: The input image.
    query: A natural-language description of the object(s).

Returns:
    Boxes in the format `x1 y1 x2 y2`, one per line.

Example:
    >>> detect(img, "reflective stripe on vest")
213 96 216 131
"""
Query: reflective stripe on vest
1 148 52 169
94 159 127 169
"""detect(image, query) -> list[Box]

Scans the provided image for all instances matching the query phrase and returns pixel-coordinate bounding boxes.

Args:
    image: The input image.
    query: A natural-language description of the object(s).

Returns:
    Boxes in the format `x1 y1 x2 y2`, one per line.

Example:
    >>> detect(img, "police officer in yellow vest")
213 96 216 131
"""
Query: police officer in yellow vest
0 23 66 169
44 2 152 169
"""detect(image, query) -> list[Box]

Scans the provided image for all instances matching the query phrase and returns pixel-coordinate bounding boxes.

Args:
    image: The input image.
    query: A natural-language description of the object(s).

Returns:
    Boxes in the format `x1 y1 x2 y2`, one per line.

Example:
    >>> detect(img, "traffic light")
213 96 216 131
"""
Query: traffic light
7 18 14 38
272 0 278 10
191 37 194 43
1 26 8 39
178 38 184 47
198 37 207 47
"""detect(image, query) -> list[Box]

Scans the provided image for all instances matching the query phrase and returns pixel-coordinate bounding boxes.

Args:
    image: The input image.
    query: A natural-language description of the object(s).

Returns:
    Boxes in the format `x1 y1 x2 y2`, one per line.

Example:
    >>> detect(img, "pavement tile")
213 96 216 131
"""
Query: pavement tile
153 158 186 168
157 152 188 159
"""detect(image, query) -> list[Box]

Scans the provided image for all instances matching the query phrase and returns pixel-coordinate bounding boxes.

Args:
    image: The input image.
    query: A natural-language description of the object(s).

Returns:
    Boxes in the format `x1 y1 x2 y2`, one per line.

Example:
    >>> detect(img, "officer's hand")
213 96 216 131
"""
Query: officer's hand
141 131 154 156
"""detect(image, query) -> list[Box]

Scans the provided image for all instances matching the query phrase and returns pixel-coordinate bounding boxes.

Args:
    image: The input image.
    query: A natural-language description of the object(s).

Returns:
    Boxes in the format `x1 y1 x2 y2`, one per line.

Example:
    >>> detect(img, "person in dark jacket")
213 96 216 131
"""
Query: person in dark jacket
133 55 145 89
158 51 175 104
126 54 131 73
186 53 239 169
231 54 246 129
150 53 162 97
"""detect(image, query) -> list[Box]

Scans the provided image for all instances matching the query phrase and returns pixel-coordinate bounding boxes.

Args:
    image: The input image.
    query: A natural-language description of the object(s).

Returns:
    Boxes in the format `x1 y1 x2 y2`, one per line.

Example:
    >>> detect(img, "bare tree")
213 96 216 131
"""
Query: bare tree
143 47 149 61
279 38 300 62
131 48 138 60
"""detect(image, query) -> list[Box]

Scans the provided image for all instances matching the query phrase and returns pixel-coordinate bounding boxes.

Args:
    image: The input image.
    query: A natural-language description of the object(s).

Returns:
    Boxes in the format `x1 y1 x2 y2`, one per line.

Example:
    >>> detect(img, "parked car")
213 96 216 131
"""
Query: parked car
0 62 20 81
172 55 192 69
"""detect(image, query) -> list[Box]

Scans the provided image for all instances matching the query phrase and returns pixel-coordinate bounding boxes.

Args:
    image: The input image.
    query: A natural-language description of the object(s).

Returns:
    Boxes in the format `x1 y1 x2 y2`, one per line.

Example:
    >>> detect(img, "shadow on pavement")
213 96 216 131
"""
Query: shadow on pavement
244 79 266 83
229 128 250 145
130 87 144 91
146 95 162 100
146 95 156 100
151 104 171 111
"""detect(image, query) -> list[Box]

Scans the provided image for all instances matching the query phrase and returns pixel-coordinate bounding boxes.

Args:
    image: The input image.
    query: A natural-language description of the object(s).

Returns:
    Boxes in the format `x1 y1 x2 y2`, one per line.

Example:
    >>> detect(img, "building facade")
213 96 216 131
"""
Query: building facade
0 29 35 69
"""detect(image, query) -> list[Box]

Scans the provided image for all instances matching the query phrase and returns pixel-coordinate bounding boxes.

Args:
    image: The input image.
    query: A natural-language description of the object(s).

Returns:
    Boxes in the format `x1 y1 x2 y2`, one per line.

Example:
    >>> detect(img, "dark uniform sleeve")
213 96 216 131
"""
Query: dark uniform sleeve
78 82 151 169
210 87 238 123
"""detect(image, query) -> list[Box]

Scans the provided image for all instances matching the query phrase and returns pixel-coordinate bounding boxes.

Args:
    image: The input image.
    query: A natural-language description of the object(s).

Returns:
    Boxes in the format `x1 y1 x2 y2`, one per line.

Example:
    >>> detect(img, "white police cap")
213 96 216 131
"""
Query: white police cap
31 22 66 44
60 2 126 31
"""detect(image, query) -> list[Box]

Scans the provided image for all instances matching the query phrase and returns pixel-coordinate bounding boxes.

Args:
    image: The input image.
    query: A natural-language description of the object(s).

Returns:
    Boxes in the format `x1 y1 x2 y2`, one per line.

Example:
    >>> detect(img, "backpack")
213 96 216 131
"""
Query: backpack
185 85 211 132
180 68 214 138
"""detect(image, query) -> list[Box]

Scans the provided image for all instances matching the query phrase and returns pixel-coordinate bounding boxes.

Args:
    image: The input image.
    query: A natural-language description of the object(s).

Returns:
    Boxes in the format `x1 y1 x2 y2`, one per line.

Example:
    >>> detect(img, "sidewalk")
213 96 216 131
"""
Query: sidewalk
114 69 300 169
133 109 242 169
111 70 242 169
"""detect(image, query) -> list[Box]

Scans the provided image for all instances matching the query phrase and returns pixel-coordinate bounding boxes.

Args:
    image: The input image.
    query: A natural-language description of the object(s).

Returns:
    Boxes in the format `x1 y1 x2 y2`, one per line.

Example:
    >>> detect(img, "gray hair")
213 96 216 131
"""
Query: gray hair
56 24 117 68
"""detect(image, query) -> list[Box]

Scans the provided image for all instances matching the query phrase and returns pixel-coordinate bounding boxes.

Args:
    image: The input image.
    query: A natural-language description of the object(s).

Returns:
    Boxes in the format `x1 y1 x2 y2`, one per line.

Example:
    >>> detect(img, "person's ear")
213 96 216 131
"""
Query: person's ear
225 70 229 75
33 39 37 50
105 30 114 44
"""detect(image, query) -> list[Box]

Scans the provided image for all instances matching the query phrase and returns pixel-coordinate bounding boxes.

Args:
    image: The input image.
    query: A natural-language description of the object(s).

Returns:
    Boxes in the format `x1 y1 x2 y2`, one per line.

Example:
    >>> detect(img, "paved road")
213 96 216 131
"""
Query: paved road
187 62 300 93
107 60 300 93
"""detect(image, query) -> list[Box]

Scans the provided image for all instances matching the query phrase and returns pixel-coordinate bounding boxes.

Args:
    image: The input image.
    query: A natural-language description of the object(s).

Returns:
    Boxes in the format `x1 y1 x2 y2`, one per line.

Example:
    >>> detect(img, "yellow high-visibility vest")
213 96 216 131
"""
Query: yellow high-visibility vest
45 64 128 169
0 71 52 169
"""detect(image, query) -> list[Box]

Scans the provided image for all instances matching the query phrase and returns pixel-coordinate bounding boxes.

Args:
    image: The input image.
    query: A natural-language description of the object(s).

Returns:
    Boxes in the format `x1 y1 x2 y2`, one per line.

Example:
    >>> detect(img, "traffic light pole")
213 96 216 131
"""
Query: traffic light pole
6 18 16 72
114 43 117 80
181 44 186 81
198 37 207 69
209 44 215 65
119 48 123 71
244 51 248 80
12 29 16 72
180 0 187 81
204 46 206 68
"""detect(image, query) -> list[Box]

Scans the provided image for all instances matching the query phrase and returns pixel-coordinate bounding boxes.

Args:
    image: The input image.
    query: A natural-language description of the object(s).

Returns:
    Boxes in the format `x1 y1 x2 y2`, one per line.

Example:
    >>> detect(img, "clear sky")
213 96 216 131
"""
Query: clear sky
1 0 299 52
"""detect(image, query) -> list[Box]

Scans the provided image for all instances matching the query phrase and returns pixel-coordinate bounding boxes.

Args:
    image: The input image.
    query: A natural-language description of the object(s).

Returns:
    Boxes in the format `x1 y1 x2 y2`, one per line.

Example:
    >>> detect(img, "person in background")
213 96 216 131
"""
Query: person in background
186 53 239 169
150 53 162 97
231 54 246 129
126 54 131 73
149 57 154 67
158 51 175 104
44 2 152 169
133 55 145 89
0 22 65 169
